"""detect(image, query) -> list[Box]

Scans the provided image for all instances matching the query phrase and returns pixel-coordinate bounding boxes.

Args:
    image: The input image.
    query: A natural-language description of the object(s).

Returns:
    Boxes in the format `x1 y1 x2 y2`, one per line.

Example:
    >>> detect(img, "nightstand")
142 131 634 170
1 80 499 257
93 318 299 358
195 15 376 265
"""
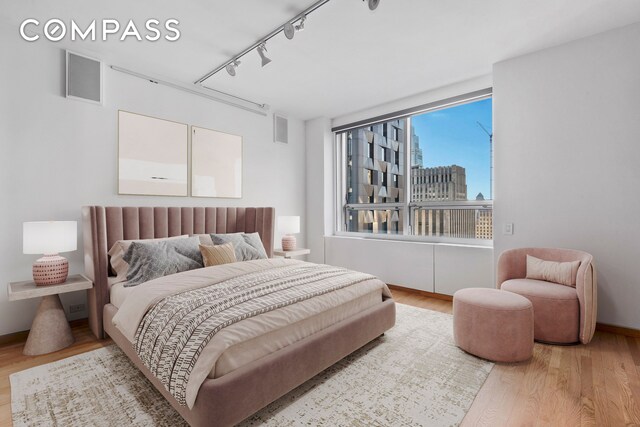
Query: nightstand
273 248 311 259
8 274 93 356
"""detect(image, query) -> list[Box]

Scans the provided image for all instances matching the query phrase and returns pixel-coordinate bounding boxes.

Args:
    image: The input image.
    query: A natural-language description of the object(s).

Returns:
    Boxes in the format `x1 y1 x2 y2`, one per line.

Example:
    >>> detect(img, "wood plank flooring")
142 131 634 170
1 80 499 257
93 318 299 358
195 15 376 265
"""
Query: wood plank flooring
392 287 640 427
0 289 638 426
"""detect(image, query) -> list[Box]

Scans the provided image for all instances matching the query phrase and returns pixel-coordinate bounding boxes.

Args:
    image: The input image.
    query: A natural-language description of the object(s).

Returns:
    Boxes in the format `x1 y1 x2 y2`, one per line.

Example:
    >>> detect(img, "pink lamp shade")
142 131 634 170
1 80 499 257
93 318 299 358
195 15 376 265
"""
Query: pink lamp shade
23 221 77 286
277 216 300 251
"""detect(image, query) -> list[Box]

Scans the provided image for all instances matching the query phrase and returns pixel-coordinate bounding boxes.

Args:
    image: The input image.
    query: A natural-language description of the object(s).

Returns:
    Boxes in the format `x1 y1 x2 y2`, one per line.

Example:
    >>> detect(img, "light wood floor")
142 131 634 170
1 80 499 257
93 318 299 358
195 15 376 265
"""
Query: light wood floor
1 290 639 426
392 288 640 427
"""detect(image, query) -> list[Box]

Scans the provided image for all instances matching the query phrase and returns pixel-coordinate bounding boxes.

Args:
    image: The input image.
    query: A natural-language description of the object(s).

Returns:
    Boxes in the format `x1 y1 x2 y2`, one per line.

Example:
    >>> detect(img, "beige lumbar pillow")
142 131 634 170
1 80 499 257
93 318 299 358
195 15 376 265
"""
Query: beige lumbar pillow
199 243 237 267
526 255 580 287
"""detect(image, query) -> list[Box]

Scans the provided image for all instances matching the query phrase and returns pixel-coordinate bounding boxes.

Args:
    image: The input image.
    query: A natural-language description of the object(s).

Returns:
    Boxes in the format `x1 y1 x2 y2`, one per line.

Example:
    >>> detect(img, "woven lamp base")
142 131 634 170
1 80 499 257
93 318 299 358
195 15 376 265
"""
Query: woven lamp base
282 235 297 251
33 254 69 286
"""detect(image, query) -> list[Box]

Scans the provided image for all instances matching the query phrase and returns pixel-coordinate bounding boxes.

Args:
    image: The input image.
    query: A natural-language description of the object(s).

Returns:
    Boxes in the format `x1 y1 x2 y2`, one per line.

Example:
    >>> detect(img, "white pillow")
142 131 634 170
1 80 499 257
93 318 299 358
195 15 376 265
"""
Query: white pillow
526 255 580 287
194 233 215 246
107 235 189 284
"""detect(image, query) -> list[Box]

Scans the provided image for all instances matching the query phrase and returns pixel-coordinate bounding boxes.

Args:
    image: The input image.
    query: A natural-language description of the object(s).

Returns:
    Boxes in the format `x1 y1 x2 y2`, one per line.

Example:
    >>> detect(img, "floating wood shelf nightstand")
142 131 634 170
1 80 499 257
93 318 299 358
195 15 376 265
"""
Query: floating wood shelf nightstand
273 248 311 259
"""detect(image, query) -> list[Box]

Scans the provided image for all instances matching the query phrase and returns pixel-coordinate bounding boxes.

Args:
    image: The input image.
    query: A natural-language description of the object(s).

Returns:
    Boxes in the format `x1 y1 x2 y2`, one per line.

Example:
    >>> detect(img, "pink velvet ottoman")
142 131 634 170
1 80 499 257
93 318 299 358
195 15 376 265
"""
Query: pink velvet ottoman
453 288 534 362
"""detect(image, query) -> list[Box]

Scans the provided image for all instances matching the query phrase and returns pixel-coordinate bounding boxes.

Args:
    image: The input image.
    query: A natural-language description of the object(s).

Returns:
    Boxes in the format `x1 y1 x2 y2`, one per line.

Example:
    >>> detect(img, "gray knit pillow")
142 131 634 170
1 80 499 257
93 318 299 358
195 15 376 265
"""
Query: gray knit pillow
242 232 268 259
210 233 267 261
123 236 203 287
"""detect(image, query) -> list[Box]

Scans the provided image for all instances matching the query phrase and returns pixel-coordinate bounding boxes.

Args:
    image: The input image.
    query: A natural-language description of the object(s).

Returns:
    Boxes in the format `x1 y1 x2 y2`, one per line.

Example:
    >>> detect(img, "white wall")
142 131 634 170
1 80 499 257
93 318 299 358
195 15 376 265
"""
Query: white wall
304 117 334 264
434 244 494 295
493 23 640 329
325 237 493 294
0 24 307 335
332 74 492 129
325 237 435 292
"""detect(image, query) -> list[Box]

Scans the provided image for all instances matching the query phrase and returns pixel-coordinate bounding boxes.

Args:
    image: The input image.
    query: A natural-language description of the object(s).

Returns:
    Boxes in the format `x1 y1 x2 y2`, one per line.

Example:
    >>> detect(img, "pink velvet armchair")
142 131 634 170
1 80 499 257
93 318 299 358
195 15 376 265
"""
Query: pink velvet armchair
497 248 597 344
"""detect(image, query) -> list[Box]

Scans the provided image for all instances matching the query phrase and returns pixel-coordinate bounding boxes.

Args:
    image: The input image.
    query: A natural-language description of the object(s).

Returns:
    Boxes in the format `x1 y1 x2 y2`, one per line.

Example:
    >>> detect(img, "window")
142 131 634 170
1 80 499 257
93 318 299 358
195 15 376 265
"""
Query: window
336 91 493 242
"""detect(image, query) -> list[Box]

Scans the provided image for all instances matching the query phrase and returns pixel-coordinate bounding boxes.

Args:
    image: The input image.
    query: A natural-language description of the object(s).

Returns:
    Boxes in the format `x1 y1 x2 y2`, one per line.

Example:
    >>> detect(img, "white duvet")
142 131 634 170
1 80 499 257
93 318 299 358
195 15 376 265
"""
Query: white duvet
112 258 390 408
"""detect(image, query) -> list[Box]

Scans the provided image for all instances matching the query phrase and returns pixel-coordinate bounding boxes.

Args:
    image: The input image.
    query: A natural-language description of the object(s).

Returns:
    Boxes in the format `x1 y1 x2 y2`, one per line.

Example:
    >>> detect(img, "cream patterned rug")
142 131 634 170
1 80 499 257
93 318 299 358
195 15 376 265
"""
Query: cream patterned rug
11 304 493 427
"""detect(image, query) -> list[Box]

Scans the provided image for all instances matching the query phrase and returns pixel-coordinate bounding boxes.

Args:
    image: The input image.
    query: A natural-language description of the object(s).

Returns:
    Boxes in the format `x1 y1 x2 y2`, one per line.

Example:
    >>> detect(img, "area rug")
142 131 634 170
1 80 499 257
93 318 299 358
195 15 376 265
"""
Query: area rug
11 304 493 427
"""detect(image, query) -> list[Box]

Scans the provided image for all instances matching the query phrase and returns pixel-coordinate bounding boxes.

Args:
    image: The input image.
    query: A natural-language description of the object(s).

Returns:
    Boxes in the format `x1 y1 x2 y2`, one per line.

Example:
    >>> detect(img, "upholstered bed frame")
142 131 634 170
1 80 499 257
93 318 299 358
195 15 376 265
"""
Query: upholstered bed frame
82 206 396 427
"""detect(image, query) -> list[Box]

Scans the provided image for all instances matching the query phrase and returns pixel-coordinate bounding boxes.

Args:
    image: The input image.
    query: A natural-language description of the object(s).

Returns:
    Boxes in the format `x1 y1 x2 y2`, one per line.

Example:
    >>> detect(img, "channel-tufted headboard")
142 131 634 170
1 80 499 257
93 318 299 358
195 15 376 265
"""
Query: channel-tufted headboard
82 206 275 339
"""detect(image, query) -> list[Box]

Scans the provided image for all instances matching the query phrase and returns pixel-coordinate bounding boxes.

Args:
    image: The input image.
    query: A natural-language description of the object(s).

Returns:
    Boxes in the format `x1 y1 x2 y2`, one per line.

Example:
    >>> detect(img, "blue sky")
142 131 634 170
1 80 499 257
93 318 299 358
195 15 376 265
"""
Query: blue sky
411 98 492 200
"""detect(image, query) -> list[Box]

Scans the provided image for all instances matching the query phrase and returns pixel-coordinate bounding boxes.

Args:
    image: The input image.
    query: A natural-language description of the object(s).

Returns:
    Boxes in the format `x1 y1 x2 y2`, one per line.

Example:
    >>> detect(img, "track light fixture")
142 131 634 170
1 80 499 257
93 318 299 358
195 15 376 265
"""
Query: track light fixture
195 0 330 83
365 0 380 10
284 15 306 40
225 60 240 76
257 43 272 67
196 0 378 84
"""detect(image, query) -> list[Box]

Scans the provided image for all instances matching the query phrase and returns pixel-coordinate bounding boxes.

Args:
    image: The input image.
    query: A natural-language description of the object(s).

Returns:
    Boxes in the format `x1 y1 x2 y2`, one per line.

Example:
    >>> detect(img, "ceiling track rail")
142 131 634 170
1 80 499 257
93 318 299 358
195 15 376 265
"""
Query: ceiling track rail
193 0 331 85
111 65 268 116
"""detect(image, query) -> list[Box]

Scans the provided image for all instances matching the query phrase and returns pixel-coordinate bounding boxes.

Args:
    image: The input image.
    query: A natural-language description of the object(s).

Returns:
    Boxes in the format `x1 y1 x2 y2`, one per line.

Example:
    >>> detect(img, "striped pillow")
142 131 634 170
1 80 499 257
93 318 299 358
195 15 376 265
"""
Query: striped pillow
199 243 237 267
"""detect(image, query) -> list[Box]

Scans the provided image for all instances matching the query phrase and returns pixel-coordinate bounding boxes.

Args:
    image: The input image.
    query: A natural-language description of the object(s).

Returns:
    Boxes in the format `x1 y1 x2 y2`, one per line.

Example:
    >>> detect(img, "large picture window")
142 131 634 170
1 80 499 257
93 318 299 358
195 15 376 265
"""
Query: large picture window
336 91 493 242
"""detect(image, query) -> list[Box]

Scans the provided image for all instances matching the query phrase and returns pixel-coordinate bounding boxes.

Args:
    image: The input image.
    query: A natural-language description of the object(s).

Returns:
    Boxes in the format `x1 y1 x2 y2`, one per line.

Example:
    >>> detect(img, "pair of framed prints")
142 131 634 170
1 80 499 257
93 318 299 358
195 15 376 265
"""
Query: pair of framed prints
117 110 242 198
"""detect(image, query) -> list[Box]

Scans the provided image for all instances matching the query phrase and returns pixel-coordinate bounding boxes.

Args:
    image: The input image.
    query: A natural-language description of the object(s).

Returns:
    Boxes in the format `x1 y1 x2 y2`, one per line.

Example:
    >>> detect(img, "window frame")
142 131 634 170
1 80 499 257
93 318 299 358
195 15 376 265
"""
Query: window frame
334 89 493 247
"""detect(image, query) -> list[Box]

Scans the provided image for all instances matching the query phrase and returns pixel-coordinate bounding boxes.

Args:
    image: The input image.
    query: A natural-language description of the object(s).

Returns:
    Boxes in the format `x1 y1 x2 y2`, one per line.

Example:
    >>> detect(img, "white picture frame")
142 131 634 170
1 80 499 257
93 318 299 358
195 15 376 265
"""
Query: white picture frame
118 110 189 196
191 126 243 198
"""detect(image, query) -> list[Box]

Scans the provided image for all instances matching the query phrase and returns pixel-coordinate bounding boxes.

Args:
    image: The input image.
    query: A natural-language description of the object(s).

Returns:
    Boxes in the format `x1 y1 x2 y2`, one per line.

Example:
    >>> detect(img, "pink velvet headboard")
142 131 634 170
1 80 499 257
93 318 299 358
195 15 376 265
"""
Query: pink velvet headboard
82 206 275 339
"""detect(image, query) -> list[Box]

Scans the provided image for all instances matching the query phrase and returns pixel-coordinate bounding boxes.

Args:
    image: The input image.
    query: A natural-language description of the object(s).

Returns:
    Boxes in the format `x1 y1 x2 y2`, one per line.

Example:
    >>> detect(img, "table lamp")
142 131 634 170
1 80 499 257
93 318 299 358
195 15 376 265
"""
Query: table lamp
23 221 77 285
278 216 300 251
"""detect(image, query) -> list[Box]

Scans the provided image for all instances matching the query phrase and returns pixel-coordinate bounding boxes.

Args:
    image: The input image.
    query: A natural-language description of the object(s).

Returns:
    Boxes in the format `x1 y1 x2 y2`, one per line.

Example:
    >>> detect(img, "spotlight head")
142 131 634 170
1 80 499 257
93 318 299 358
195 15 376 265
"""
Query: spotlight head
225 60 240 76
257 43 271 67
284 15 306 40
367 0 380 10
284 22 295 40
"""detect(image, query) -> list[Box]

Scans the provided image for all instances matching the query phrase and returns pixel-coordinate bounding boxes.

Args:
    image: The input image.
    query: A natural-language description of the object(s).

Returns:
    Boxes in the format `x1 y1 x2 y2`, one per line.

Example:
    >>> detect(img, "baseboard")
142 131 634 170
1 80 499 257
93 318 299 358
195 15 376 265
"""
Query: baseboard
0 329 30 347
596 322 640 338
387 284 453 302
388 285 640 338
0 318 88 347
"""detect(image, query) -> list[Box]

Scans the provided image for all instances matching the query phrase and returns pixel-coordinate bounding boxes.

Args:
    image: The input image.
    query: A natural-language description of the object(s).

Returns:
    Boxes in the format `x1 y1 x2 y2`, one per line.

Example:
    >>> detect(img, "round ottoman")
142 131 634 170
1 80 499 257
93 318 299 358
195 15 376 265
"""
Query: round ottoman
453 288 534 362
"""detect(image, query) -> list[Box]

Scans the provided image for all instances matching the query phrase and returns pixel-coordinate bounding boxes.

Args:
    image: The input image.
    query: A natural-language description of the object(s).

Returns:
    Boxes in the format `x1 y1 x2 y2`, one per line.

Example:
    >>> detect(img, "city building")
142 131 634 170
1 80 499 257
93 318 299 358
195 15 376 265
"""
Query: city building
345 120 406 234
410 125 423 167
411 164 477 238
411 165 467 202
474 192 493 239
475 209 493 239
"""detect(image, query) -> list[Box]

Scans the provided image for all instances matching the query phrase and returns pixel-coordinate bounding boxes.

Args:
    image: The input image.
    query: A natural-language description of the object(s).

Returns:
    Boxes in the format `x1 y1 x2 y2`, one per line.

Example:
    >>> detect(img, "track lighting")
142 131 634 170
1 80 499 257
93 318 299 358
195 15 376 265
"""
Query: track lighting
196 0 386 84
365 0 380 10
225 60 240 76
284 15 306 40
257 43 271 67
195 0 330 83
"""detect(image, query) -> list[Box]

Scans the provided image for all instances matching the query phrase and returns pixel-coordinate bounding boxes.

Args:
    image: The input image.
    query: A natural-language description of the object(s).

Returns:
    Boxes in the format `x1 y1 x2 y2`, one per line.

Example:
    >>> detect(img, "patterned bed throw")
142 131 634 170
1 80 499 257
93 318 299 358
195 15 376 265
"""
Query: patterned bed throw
134 262 375 406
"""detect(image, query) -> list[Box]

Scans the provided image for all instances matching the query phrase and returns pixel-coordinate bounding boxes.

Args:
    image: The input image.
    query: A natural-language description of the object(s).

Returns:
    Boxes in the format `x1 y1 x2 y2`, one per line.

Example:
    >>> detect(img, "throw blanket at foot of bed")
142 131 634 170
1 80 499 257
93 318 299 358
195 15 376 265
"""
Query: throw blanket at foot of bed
114 259 379 408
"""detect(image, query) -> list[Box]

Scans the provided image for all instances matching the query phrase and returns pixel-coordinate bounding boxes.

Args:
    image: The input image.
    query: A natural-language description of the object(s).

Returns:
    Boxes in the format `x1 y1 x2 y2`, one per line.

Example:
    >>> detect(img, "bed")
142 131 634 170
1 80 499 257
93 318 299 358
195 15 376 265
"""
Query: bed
82 206 396 426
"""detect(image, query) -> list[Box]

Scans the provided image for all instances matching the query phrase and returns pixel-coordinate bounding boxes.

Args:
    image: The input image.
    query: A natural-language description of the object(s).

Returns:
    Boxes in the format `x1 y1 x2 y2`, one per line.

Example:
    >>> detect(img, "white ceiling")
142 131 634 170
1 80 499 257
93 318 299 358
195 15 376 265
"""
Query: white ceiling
3 0 640 120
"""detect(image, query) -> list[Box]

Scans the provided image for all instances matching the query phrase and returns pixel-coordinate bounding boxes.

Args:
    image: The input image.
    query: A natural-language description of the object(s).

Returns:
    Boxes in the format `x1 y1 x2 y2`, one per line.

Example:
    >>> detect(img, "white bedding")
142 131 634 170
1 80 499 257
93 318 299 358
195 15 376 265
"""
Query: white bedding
109 281 133 309
112 258 390 408
110 277 381 378
211 286 381 378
